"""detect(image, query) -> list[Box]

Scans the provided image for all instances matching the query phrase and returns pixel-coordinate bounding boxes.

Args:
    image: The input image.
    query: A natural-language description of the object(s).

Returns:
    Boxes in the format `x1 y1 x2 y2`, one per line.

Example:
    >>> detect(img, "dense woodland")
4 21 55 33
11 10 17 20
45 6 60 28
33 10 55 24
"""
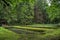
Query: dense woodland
0 0 60 40
0 0 60 25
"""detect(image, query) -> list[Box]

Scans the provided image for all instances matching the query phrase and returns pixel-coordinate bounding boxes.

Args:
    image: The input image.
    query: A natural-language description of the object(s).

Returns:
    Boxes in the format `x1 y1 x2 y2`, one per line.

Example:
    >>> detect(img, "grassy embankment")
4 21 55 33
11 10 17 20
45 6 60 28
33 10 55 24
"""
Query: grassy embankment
0 27 20 40
11 24 60 40
1 24 60 40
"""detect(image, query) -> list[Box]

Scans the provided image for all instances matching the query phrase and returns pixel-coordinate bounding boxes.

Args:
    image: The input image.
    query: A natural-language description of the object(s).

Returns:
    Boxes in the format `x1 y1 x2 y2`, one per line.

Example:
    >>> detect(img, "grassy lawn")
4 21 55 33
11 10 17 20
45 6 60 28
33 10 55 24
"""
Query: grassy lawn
0 27 20 40
14 24 60 29
1 24 60 40
23 24 56 27
12 25 60 40
13 26 54 32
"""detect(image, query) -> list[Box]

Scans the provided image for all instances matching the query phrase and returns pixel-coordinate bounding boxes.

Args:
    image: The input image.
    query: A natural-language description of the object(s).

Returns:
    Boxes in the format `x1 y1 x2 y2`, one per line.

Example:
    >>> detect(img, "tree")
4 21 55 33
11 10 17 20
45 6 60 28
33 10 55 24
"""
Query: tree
0 0 35 25
16 0 35 25
34 0 47 24
46 0 60 23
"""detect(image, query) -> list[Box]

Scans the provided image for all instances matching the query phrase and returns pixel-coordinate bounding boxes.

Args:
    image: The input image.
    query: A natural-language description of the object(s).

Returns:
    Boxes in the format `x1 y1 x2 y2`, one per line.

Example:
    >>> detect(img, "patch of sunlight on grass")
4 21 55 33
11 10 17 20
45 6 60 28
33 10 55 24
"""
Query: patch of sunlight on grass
26 24 57 27
13 26 60 40
13 26 54 31
0 27 20 40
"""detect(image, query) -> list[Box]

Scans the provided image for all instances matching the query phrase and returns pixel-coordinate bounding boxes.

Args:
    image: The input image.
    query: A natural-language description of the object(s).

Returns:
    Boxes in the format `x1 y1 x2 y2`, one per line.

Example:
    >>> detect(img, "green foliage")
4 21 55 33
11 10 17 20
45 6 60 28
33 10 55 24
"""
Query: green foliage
0 0 60 25
46 0 60 23
0 0 35 25
16 0 35 25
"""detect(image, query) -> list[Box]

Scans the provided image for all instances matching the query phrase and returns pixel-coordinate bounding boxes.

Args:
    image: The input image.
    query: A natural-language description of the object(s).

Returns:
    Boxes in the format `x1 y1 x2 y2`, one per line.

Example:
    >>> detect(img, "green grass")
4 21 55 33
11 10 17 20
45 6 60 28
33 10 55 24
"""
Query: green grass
13 26 54 32
16 24 59 29
12 25 60 40
0 27 20 40
1 24 60 40
25 24 56 27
